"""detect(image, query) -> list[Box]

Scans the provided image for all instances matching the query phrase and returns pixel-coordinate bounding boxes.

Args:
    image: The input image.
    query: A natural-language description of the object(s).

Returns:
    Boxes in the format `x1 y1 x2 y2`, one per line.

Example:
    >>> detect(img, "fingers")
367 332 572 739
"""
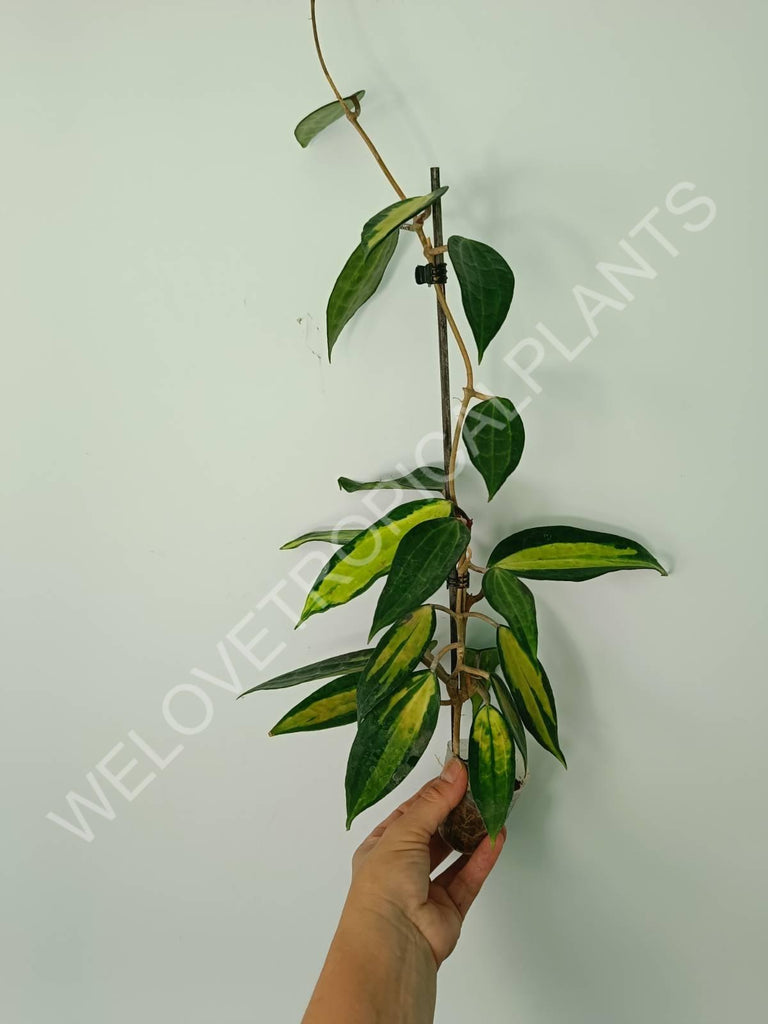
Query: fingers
434 827 506 920
387 758 468 842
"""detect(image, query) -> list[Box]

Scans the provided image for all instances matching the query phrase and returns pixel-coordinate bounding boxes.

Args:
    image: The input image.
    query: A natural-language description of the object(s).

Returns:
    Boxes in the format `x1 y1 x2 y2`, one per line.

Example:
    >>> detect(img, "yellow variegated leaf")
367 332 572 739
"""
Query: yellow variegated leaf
345 671 439 827
361 188 448 254
298 499 452 625
269 673 358 735
357 606 436 718
497 626 566 767
469 705 515 842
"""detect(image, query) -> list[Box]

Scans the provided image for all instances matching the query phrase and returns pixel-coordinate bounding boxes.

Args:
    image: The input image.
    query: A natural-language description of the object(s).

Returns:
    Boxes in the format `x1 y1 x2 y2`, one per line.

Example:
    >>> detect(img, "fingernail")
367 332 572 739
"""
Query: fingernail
441 757 461 782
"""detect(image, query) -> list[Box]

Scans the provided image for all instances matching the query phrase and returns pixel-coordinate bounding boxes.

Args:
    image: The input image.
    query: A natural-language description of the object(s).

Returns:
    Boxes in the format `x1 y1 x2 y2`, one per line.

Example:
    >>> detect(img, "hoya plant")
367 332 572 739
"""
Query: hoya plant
241 2 666 851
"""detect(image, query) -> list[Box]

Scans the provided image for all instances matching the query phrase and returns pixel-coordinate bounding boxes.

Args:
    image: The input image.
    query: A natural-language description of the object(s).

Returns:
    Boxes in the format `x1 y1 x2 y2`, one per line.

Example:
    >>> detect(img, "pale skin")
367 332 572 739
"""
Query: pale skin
301 758 506 1024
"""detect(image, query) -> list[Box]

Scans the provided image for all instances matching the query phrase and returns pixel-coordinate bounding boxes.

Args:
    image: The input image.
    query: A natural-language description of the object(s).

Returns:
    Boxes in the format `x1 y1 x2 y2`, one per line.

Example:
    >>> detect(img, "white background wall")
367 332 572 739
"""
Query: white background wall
3 2 767 1021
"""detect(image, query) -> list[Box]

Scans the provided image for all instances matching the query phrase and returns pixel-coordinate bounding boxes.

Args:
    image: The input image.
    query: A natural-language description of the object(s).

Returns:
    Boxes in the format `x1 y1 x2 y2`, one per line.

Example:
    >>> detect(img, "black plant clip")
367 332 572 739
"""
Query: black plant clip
414 262 448 287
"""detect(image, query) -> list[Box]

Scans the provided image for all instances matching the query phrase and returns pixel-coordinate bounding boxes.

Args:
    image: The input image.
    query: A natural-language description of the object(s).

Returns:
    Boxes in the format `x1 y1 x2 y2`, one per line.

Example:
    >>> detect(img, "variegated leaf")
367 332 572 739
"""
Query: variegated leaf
298 499 453 625
238 648 372 697
345 670 439 827
357 606 436 718
488 525 667 581
469 705 515 842
294 90 365 148
361 188 448 255
269 674 358 735
489 672 528 769
281 528 361 550
483 567 538 658
327 233 398 359
338 465 446 493
497 626 566 767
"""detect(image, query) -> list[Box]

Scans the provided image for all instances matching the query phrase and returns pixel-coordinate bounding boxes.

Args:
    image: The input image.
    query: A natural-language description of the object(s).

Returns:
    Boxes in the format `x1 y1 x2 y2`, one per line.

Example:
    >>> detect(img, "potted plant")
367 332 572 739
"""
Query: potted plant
240 1 666 852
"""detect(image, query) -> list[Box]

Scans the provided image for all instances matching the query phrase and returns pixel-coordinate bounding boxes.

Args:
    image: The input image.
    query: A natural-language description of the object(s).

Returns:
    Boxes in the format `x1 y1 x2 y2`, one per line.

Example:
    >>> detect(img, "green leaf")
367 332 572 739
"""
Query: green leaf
370 517 470 638
447 235 515 360
469 705 515 843
497 626 566 767
489 673 528 769
338 465 446 493
294 90 365 148
238 649 372 697
357 606 436 719
488 525 667 581
327 233 398 359
464 646 500 675
345 670 439 827
269 673 358 735
482 567 538 658
299 498 453 625
361 188 449 254
281 528 361 550
462 397 525 500
470 691 485 717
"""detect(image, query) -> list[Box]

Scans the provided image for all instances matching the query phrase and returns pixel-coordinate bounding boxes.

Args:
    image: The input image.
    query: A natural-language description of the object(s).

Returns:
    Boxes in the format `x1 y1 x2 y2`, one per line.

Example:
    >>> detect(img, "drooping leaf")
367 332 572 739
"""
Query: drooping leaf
345 670 439 827
238 649 372 697
269 673 359 735
447 235 515 360
470 691 485 717
489 673 528 769
464 646 500 676
357 606 436 719
370 517 470 638
281 528 361 550
327 233 398 359
488 525 667 581
294 90 365 148
497 626 565 767
298 499 453 625
361 188 449 255
462 397 525 500
482 567 538 658
469 705 515 843
338 465 446 494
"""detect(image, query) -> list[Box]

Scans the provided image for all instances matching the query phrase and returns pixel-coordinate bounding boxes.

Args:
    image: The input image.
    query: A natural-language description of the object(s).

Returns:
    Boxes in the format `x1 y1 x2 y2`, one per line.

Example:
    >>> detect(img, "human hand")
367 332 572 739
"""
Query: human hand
344 756 507 968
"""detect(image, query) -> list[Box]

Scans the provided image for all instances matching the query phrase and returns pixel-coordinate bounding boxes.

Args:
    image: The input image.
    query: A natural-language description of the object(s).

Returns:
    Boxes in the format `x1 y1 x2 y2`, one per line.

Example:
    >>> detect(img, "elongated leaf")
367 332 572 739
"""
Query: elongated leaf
299 499 453 625
269 673 358 735
489 525 667 581
357 606 436 719
370 517 470 638
489 673 528 769
463 397 524 500
294 90 365 147
483 567 538 658
448 235 515 360
469 705 515 842
497 626 565 766
327 233 398 359
338 465 446 494
281 528 361 550
345 670 439 827
361 188 448 254
238 649 372 697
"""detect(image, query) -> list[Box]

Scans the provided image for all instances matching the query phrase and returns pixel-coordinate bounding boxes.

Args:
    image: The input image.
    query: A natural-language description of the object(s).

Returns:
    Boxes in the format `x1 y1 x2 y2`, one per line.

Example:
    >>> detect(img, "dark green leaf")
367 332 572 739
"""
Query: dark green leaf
327 233 398 359
497 626 566 767
469 705 515 842
269 674 358 735
361 188 449 254
462 397 524 500
464 646 500 676
357 606 436 719
338 465 446 493
489 673 528 769
238 649 372 697
482 567 538 658
447 235 515 360
370 517 470 638
294 90 365 148
345 670 439 827
281 528 361 550
299 498 453 625
488 525 667 581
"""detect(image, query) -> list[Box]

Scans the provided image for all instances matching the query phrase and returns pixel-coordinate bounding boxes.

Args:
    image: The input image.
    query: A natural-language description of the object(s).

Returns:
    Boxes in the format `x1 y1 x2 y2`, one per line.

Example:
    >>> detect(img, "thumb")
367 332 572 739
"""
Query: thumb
392 758 467 841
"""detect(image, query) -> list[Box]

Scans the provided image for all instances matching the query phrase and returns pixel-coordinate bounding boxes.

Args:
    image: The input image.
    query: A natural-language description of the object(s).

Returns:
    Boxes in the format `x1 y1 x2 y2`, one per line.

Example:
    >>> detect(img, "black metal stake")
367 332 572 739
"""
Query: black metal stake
429 167 460 679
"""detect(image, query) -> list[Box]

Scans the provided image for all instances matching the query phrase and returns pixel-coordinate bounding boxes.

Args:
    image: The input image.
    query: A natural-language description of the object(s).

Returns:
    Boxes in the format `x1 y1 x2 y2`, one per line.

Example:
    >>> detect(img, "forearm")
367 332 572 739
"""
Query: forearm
302 899 438 1024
